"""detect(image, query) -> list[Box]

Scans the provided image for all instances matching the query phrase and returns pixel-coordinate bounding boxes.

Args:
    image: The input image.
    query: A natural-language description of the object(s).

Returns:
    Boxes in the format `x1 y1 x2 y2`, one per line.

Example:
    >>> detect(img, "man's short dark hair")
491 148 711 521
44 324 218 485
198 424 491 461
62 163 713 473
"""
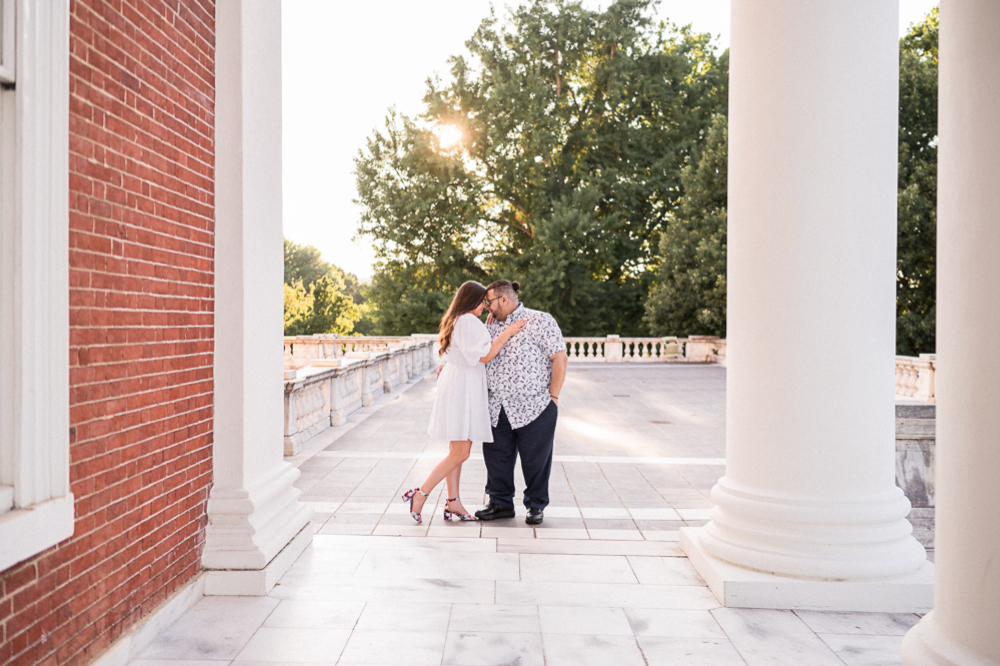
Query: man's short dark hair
486 279 520 300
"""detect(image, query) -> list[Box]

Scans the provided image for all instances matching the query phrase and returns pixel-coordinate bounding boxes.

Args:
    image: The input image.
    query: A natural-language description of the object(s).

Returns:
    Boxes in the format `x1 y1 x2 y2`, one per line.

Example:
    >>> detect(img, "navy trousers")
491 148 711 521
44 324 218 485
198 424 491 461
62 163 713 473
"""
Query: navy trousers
484 402 558 511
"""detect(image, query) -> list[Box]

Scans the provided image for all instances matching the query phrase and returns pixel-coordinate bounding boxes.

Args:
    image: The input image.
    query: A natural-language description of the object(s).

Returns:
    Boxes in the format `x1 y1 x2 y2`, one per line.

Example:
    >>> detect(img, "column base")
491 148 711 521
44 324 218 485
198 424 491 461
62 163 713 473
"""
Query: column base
901 611 1000 666
681 527 934 612
205 521 316 596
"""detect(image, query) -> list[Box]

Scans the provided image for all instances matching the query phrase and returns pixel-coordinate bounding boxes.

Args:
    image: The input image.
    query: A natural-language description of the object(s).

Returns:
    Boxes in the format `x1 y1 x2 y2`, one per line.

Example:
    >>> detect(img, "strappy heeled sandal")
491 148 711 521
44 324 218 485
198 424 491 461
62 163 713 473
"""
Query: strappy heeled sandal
402 488 430 523
443 496 478 521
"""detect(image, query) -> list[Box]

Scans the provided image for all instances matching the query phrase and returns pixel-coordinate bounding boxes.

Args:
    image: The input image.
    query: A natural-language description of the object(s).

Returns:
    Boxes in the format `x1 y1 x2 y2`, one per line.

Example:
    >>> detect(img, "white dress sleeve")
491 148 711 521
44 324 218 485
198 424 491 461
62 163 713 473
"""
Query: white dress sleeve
452 314 492 365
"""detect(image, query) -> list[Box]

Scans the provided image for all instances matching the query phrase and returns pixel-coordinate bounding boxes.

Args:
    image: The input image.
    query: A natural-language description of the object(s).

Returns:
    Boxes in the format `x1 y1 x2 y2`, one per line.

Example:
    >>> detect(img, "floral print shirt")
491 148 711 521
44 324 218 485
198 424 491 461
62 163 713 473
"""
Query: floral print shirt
486 303 566 429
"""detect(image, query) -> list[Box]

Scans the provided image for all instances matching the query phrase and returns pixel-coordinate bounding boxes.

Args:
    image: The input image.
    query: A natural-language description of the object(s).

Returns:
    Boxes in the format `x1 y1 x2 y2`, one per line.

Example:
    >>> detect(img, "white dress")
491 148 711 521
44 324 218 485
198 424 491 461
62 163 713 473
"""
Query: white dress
428 313 494 442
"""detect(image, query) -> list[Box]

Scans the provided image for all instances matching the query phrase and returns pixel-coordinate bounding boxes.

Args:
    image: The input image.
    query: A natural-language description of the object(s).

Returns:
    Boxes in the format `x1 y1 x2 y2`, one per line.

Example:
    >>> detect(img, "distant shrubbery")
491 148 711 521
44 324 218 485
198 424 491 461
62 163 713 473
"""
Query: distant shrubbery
283 238 375 336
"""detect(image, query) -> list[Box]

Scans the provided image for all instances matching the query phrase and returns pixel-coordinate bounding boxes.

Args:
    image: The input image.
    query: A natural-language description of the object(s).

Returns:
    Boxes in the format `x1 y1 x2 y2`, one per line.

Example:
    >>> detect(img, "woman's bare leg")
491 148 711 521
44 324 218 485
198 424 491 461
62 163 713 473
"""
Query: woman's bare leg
410 440 471 514
445 463 470 515
445 463 461 499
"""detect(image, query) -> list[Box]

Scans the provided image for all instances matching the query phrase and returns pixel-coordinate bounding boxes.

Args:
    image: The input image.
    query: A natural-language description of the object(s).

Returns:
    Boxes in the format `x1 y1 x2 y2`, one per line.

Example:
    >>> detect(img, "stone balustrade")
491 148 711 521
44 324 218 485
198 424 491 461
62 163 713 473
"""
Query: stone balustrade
895 353 936 404
895 403 936 549
564 334 726 364
282 336 435 456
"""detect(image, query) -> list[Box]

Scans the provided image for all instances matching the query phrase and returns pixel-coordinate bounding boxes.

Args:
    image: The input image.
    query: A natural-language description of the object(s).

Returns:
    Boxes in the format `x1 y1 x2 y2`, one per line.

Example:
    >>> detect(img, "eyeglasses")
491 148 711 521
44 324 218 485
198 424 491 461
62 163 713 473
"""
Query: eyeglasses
483 295 504 307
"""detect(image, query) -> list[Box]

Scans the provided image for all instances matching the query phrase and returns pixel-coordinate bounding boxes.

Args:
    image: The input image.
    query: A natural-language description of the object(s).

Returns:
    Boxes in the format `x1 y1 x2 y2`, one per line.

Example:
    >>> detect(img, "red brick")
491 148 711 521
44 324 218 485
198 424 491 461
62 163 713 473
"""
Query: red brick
2 2 216 664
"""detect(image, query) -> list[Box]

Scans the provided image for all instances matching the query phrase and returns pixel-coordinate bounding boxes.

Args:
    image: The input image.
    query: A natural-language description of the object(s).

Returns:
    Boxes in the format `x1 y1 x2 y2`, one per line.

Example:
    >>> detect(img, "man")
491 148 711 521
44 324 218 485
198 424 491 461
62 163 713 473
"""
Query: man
476 279 567 525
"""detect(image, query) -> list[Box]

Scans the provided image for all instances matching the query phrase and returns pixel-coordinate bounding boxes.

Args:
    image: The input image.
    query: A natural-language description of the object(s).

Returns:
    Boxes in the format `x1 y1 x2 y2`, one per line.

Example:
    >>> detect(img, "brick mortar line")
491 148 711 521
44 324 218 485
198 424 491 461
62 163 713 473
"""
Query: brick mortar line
71 440 212 472
68 77 216 158
70 10 217 120
69 129 215 182
68 168 217 211
69 421 214 460
74 2 217 98
69 236 216 259
67 118 215 192
73 480 212 527
67 102 215 176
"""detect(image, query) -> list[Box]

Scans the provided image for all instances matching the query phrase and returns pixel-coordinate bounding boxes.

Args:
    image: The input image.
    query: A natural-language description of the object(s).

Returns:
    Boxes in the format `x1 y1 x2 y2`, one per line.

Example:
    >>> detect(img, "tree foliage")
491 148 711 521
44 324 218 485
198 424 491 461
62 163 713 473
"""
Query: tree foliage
896 8 937 355
282 238 362 336
283 280 313 335
284 239 329 293
644 113 727 336
355 0 727 335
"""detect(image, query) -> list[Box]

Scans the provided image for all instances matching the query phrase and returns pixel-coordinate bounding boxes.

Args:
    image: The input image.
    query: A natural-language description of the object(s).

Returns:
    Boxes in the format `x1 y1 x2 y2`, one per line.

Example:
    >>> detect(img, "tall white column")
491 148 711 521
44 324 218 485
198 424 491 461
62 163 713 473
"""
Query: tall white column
203 0 314 596
681 0 932 611
902 1 1000 663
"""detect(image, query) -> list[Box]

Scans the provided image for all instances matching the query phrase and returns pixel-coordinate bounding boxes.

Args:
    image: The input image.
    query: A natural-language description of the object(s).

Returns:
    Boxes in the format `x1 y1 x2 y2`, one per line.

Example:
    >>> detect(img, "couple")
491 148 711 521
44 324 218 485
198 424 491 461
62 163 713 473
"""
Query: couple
402 279 567 525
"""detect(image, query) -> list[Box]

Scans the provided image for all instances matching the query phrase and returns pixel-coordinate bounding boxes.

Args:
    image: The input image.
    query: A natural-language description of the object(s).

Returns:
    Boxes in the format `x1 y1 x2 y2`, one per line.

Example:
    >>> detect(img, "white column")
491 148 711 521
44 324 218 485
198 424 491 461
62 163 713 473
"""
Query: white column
203 0 314 596
681 0 932 611
902 1 1000 663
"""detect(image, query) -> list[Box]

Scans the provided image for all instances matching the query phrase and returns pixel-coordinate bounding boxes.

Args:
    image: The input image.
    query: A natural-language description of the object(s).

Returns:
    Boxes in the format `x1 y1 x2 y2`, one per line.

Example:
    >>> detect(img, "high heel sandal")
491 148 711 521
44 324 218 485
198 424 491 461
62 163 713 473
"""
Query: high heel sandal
402 488 430 523
443 497 478 521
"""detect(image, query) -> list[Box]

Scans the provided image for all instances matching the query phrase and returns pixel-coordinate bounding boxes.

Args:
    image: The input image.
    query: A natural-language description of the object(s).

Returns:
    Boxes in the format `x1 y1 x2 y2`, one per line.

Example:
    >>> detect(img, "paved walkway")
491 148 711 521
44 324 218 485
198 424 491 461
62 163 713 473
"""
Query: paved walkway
129 365 919 666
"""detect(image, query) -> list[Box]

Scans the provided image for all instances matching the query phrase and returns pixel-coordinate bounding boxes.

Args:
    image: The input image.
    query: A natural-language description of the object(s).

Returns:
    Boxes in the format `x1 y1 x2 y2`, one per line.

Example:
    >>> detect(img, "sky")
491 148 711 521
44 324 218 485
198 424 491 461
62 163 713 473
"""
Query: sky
282 0 938 281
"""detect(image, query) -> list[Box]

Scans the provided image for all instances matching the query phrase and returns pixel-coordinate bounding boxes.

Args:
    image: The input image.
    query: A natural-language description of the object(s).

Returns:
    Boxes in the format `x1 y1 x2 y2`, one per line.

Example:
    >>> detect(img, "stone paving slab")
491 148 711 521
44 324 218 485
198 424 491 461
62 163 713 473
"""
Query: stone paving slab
130 366 917 666
294 365 724 541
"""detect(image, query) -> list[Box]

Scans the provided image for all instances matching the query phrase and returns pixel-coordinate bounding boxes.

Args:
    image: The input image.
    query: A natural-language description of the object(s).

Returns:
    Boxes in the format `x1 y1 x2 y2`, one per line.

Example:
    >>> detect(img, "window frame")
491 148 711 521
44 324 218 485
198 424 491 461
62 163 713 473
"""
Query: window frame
0 0 14 85
0 0 72 572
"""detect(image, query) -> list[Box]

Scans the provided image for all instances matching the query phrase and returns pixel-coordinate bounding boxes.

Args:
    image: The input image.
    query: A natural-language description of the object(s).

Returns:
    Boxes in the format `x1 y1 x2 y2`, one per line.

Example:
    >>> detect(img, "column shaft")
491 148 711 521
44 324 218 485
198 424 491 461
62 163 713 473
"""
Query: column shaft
203 0 313 595
684 0 927 585
902 0 1000 662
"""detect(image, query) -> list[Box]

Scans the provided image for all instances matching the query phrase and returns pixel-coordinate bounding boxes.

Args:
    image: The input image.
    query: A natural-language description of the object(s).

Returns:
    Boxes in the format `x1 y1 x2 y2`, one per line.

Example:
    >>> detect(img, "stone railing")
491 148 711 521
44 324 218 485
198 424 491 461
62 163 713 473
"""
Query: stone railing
565 335 726 365
895 403 936 548
895 354 936 404
284 334 436 379
282 335 436 455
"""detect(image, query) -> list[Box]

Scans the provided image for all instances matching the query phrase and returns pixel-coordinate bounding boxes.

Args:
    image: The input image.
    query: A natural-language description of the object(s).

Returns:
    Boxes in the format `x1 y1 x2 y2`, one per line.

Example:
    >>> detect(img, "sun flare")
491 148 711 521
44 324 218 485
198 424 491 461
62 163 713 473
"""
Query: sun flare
435 124 463 150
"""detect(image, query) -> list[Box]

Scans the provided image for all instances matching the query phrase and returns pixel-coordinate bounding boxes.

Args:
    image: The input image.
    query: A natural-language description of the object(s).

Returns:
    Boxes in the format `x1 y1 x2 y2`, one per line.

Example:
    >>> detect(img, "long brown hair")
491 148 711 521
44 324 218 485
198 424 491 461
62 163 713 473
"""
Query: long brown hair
439 281 487 356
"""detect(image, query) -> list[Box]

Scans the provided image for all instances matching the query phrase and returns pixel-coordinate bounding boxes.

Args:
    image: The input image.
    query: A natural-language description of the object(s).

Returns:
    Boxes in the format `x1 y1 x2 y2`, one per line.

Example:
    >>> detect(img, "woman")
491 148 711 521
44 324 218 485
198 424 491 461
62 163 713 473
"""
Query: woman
402 281 525 522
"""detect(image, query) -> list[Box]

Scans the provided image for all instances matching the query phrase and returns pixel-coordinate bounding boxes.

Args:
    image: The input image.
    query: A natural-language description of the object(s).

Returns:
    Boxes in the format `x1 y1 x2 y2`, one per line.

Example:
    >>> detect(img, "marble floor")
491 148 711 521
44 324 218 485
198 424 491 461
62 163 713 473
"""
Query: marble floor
131 364 921 666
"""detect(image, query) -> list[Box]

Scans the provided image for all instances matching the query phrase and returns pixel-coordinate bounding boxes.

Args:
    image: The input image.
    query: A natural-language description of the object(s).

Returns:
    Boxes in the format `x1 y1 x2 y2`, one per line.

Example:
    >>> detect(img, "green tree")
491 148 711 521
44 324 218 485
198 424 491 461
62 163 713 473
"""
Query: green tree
309 273 360 335
644 113 727 337
355 0 728 335
283 238 363 335
284 280 313 336
284 238 331 292
896 8 937 355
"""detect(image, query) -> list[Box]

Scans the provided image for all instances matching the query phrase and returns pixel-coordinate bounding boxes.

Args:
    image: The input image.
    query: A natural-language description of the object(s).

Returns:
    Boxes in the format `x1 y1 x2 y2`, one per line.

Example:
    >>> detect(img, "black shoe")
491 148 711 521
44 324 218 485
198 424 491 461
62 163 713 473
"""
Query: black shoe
526 508 544 525
475 503 515 521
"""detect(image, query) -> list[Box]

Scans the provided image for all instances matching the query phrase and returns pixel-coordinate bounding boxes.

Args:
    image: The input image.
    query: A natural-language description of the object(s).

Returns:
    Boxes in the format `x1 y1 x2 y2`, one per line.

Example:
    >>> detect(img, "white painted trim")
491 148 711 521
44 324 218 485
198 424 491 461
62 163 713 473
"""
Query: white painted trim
0 0 72 571
0 0 16 84
0 484 12 514
87 574 206 666
0 495 74 571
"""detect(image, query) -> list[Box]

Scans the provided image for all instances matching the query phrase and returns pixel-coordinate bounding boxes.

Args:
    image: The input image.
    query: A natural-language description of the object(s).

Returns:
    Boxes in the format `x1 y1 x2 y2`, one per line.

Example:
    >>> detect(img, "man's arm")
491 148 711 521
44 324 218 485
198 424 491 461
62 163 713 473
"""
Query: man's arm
548 350 567 404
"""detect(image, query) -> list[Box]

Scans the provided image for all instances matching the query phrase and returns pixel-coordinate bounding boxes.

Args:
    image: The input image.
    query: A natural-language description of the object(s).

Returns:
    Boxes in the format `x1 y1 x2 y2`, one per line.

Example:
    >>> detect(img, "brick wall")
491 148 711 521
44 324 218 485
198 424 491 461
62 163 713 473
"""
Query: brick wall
0 2 216 664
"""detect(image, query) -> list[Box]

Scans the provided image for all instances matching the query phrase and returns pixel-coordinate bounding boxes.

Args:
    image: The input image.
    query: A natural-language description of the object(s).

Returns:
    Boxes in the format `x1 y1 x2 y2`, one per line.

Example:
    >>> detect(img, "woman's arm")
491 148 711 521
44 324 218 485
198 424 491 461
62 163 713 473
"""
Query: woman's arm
479 320 526 363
